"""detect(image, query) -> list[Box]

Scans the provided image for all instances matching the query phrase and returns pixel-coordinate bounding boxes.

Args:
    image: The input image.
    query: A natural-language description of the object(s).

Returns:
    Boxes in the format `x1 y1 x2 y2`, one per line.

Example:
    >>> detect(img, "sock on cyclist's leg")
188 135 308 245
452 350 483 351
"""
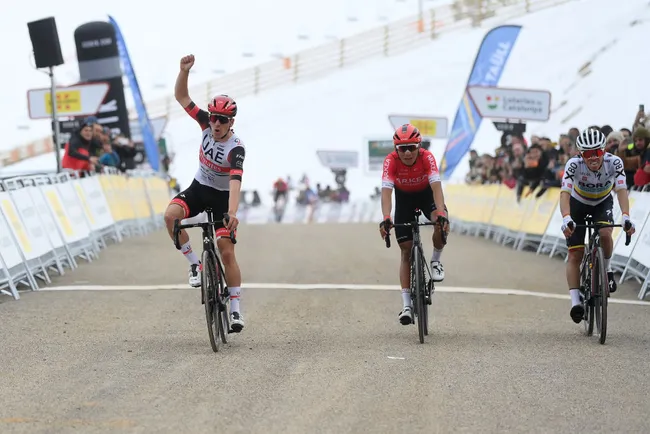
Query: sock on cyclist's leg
604 256 612 273
431 247 443 263
401 289 411 308
181 241 200 265
229 286 241 313
569 288 581 306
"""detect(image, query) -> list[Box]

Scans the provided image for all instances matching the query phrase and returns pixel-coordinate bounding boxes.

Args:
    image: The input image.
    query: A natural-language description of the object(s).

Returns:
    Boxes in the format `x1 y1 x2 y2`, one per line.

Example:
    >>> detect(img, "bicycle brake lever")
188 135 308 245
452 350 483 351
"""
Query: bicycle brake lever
222 213 237 245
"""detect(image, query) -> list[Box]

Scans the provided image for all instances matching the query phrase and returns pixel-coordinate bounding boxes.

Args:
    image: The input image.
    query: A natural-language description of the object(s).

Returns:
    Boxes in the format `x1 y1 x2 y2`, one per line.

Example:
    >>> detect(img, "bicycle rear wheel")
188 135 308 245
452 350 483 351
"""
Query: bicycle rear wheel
594 246 608 344
201 250 221 352
413 246 426 344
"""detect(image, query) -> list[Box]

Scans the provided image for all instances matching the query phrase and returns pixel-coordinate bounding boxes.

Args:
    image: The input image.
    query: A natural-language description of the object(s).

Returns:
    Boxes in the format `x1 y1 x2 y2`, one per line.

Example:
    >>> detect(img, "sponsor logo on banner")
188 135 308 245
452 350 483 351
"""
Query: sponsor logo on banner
467 86 551 122
441 25 522 178
27 83 109 119
388 115 448 139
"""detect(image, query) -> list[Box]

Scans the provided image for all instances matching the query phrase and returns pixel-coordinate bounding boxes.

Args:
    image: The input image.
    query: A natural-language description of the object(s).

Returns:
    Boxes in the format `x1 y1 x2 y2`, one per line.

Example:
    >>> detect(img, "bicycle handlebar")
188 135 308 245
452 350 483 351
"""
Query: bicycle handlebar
384 219 448 248
568 221 632 246
173 212 237 249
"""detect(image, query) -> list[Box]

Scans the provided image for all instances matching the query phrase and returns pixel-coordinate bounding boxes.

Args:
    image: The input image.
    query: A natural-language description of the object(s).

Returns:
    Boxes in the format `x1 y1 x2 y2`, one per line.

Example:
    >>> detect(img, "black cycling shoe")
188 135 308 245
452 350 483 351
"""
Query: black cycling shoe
607 272 617 294
570 304 584 324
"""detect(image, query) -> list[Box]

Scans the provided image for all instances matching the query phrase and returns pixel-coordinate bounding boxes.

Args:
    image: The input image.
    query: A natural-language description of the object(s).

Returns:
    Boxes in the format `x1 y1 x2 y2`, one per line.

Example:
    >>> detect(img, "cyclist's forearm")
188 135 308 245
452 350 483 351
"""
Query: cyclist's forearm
381 188 393 218
616 189 630 215
431 182 446 215
174 70 191 107
228 179 242 215
559 191 571 216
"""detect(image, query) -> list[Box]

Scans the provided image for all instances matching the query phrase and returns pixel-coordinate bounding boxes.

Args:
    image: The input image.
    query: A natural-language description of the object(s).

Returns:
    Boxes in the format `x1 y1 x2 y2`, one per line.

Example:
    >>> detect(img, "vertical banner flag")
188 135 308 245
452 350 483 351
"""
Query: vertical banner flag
440 25 522 178
108 15 160 171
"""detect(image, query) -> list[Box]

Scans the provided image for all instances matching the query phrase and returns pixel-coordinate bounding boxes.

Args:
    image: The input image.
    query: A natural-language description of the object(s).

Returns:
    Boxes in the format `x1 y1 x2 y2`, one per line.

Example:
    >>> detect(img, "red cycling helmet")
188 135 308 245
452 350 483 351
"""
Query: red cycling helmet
393 124 422 145
207 94 237 117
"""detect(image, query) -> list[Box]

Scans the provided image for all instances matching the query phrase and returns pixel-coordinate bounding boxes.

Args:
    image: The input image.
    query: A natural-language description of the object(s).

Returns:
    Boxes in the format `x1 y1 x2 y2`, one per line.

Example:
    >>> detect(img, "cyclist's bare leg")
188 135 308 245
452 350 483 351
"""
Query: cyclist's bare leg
598 226 617 292
429 211 447 281
566 248 583 289
164 203 189 245
398 241 413 290
164 203 200 286
599 227 613 268
217 237 244 330
398 240 414 324
217 237 241 287
567 247 584 323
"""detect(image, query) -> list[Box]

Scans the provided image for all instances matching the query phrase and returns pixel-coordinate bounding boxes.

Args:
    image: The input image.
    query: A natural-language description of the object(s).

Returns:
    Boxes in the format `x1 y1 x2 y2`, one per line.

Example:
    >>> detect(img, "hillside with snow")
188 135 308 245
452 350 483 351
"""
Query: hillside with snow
4 0 650 201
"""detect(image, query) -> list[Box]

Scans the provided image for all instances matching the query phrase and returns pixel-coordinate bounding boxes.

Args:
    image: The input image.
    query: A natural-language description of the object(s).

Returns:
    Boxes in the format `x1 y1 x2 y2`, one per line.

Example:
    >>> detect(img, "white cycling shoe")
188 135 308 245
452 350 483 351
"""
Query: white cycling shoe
398 307 413 325
431 261 445 282
230 312 245 333
188 263 201 288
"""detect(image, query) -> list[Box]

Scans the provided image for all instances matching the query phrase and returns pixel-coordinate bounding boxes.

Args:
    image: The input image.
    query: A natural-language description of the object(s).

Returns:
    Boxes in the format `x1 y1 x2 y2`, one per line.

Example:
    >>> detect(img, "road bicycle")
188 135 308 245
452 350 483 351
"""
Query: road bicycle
173 209 236 352
384 209 448 344
570 216 631 345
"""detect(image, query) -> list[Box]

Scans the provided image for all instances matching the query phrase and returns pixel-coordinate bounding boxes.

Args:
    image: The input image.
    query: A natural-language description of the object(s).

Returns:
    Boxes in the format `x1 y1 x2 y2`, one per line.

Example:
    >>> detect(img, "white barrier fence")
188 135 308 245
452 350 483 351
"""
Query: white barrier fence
233 185 650 300
4 176 648 300
0 169 171 300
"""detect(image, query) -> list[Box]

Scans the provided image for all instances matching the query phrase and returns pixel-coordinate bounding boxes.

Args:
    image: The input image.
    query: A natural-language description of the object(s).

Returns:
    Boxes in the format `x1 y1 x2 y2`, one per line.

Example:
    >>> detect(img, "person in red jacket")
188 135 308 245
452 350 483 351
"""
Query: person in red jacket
61 120 99 172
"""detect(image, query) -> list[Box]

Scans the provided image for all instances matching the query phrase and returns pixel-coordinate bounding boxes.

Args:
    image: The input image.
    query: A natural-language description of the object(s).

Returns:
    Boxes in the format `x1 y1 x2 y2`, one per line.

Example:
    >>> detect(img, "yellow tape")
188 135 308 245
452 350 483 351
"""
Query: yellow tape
1 199 32 253
45 190 74 237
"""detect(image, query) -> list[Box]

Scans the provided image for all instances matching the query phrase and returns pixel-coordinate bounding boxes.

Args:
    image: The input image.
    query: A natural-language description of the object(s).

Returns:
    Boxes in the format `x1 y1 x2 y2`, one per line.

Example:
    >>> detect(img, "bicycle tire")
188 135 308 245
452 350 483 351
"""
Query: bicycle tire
215 256 229 344
583 253 595 336
201 250 220 352
420 246 429 336
594 246 608 344
413 246 426 344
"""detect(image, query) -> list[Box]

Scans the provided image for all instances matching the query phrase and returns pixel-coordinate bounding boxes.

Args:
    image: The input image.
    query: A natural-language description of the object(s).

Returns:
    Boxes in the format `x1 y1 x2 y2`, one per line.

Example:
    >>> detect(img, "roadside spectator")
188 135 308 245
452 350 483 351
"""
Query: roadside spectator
61 120 99 174
633 129 650 187
112 135 137 172
98 141 121 168
622 127 648 189
273 177 289 207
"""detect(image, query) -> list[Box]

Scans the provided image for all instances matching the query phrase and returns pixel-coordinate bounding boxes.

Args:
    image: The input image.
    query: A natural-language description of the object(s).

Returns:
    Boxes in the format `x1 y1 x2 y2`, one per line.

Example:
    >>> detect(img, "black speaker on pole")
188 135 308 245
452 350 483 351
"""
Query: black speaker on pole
27 17 64 68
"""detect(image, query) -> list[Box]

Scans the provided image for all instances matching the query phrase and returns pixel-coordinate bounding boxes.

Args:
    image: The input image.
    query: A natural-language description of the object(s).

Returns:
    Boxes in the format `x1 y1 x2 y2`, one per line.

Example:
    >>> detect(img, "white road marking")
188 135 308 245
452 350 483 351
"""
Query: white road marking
387 356 406 360
39 283 650 306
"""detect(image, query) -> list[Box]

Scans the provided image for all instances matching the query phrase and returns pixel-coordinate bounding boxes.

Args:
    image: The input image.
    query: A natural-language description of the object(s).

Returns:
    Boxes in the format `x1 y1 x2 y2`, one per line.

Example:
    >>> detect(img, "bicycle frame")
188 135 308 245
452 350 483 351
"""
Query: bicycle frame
172 208 236 251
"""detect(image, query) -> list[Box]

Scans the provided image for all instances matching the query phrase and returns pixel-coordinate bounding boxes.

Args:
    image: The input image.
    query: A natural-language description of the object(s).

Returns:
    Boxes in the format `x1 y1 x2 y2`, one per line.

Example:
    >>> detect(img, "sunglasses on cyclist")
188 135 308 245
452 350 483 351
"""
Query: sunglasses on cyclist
396 144 418 153
581 149 604 159
209 114 231 124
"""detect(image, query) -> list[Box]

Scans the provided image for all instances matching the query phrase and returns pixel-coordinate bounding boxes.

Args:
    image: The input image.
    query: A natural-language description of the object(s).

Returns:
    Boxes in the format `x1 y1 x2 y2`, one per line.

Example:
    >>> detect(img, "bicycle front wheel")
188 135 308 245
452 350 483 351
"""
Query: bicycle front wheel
215 256 229 344
413 246 426 344
593 246 608 344
201 250 221 352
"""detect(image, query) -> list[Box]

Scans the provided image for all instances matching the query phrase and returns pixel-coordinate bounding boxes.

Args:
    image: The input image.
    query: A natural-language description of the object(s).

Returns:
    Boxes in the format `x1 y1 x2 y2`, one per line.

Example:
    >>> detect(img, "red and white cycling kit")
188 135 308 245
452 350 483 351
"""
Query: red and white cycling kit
381 149 441 192
171 101 245 229
381 149 445 243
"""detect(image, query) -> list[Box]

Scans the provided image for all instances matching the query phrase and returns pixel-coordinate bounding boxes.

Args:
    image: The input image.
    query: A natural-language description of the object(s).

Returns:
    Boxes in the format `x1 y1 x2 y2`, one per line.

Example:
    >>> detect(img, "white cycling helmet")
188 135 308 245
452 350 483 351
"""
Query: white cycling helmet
575 128 606 151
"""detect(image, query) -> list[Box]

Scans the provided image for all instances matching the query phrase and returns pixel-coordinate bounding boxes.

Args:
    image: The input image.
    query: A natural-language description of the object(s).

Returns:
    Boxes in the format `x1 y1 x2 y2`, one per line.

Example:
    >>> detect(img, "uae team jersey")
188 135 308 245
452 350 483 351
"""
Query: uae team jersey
381 149 441 193
561 153 627 205
185 101 245 191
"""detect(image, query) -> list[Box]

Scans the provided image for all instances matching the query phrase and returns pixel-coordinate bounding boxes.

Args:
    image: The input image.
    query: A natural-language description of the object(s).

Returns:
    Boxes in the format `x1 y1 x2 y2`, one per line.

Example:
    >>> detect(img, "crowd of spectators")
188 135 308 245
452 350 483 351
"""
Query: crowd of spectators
61 116 137 175
465 108 650 199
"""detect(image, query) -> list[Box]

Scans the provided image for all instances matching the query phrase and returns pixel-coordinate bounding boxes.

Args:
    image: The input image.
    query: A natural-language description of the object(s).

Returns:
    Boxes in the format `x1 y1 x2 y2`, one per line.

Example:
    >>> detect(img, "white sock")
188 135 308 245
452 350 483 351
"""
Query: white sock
431 247 443 263
229 286 241 313
604 257 612 273
569 288 581 306
181 241 200 265
401 289 411 308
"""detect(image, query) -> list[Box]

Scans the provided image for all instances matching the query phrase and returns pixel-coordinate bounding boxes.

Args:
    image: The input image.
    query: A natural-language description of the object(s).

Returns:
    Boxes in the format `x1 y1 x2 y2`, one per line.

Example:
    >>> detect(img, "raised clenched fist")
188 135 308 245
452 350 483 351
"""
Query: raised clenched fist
180 55 195 72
